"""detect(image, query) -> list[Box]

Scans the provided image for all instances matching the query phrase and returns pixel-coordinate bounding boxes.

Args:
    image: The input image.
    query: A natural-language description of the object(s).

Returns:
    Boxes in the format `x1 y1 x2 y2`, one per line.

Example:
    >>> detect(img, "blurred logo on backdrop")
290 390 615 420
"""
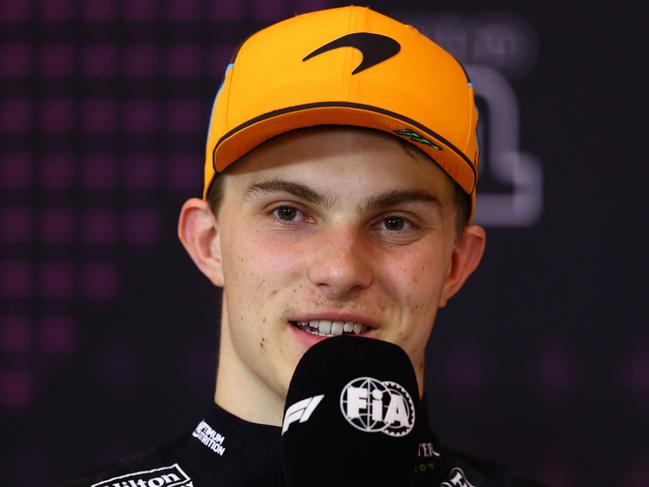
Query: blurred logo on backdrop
394 11 544 227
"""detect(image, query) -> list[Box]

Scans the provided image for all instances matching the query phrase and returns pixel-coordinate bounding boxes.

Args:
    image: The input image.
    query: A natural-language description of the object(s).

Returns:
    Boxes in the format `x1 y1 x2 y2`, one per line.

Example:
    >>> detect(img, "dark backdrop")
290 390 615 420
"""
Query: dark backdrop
1 1 646 486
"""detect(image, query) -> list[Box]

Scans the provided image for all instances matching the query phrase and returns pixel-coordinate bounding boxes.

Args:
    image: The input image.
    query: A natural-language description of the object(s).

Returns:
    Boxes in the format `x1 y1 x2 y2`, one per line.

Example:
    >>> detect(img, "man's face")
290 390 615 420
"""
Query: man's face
206 126 478 418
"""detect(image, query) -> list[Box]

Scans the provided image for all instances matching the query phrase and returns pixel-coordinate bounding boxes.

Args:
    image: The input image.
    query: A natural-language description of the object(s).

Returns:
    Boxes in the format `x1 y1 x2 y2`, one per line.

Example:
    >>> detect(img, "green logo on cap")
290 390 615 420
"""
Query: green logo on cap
394 129 442 151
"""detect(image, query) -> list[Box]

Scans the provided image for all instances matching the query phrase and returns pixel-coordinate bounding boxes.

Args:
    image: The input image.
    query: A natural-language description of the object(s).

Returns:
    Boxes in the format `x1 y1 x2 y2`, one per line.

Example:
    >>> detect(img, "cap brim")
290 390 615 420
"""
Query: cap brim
205 103 477 201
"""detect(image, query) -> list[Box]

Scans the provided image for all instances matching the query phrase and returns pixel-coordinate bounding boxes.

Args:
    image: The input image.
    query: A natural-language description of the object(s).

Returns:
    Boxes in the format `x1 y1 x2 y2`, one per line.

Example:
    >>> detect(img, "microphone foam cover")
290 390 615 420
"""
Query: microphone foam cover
281 335 419 486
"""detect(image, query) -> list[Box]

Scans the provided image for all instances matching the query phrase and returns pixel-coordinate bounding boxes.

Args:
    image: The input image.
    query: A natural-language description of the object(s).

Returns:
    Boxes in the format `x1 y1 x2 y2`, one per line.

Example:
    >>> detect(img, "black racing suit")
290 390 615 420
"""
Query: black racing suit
60 400 547 486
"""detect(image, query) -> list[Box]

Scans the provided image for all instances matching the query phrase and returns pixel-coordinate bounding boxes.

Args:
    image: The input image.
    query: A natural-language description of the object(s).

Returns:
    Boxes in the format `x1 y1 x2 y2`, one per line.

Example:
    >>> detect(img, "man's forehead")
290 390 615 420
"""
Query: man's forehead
220 126 456 208
241 177 443 213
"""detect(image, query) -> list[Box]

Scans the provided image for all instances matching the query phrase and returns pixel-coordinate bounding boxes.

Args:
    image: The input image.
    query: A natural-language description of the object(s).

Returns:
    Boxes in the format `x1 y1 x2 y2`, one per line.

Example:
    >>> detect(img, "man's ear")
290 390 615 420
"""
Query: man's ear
438 224 486 308
177 198 224 287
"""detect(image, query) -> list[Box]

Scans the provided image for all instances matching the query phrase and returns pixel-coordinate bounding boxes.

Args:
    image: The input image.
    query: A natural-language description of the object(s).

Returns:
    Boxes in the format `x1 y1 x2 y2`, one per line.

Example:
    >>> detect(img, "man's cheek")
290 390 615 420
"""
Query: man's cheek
251 237 305 278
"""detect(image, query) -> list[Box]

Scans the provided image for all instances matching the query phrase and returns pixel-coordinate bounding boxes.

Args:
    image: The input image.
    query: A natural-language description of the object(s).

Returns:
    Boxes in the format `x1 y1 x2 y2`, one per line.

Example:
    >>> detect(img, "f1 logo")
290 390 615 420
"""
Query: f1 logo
282 395 324 435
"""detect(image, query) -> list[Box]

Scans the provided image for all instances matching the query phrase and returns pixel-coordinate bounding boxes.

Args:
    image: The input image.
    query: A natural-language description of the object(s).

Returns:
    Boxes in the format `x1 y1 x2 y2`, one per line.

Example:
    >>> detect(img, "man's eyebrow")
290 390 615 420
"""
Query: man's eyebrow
362 188 440 212
243 178 440 212
244 179 337 209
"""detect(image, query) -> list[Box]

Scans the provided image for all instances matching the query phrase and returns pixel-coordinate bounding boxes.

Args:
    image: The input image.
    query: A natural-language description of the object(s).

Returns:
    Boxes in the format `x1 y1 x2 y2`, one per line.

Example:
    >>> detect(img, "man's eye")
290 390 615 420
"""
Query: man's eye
378 216 418 232
270 205 304 223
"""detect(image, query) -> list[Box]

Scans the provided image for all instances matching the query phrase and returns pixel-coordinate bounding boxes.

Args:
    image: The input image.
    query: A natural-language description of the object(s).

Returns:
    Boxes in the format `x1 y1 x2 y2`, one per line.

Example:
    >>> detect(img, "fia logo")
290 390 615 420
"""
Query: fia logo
339 377 415 437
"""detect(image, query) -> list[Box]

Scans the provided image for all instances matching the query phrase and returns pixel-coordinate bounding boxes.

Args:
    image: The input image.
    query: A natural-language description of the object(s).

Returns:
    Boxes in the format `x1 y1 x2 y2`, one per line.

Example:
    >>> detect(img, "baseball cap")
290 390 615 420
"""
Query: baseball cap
203 5 480 222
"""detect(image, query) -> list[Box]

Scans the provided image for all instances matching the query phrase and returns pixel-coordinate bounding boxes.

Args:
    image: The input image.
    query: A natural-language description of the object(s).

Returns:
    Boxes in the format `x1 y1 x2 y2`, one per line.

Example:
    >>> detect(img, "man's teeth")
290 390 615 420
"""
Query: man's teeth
293 320 368 336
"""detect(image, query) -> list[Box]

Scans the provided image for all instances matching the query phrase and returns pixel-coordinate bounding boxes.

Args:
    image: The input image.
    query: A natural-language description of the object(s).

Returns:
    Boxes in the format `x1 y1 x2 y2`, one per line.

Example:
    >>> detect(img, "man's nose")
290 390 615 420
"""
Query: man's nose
306 224 374 296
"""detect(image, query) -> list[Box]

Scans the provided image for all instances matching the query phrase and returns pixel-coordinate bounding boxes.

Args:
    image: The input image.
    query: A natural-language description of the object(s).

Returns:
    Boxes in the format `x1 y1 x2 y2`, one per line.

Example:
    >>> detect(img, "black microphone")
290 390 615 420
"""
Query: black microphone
281 335 420 486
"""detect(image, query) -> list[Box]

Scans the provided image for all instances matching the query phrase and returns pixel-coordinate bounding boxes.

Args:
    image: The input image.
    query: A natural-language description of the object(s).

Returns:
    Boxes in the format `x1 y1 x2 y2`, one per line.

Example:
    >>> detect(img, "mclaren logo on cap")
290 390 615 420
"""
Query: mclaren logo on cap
303 32 400 75
394 128 442 150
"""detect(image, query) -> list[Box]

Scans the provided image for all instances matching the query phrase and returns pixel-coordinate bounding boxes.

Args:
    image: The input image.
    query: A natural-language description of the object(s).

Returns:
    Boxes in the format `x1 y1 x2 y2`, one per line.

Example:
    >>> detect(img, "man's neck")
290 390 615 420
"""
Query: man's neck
214 320 286 426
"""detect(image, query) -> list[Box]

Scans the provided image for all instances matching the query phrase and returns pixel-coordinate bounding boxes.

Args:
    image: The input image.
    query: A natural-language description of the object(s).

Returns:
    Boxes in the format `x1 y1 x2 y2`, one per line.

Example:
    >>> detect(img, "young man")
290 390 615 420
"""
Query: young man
63 5 545 486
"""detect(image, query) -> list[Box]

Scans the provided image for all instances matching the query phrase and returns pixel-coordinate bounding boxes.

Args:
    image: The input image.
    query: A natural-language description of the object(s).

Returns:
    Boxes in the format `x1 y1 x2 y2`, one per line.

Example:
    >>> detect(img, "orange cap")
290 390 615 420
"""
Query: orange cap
203 5 480 222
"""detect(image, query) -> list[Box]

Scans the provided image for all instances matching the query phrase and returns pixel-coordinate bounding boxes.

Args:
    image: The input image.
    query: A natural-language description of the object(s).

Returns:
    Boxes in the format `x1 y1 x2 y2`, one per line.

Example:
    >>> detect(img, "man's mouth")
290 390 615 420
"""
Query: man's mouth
289 320 369 337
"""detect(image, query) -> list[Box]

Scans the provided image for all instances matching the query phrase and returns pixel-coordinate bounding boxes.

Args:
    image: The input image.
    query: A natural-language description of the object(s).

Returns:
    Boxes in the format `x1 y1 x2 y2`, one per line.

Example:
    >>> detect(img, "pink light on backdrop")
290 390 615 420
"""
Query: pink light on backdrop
40 43 75 79
40 207 75 244
166 0 202 23
82 153 118 190
41 152 75 189
0 260 32 299
81 261 118 301
123 208 160 247
0 43 31 78
82 99 118 135
124 43 160 79
166 153 201 193
1 206 32 244
0 369 33 410
40 0 74 23
81 0 117 23
0 315 32 355
0 0 31 22
41 97 75 134
39 315 76 357
209 0 244 22
165 99 204 134
1 96 32 134
167 45 203 79
124 0 158 22
251 0 287 23
0 152 32 188
124 99 160 135
40 261 75 299
82 44 118 78
124 153 159 190
295 0 331 12
82 207 118 245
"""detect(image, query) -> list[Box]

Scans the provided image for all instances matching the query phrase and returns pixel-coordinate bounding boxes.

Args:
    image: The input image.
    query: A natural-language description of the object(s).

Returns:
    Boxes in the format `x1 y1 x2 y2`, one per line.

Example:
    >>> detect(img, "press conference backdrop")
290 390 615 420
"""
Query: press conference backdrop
1 1 646 486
